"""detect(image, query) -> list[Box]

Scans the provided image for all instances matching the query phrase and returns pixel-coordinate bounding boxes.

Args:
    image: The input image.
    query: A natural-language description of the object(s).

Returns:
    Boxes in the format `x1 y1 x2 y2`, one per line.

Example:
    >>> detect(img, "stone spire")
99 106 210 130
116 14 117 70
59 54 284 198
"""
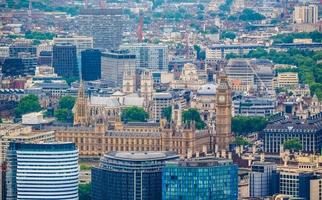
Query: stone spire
73 81 89 126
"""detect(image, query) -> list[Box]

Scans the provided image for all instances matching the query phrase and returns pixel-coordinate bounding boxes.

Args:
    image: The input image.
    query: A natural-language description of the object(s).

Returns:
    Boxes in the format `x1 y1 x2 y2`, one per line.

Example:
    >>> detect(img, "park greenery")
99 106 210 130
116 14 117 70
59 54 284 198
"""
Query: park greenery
238 8 266 21
234 136 252 146
80 164 92 171
182 108 206 130
15 94 41 118
25 31 56 40
245 48 322 100
219 0 233 12
232 116 268 135
220 31 236 40
79 183 91 200
54 96 76 123
272 31 322 44
283 138 302 152
121 106 149 122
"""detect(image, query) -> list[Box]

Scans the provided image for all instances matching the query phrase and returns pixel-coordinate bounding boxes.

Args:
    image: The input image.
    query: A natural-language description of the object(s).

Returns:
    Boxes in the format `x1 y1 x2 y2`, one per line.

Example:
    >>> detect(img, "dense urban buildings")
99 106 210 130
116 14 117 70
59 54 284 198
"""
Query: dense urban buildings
162 156 238 200
92 151 179 200
249 162 277 198
5 142 79 200
262 112 322 153
1 0 322 199
120 43 169 70
101 50 136 87
81 49 101 81
76 9 127 50
52 43 79 77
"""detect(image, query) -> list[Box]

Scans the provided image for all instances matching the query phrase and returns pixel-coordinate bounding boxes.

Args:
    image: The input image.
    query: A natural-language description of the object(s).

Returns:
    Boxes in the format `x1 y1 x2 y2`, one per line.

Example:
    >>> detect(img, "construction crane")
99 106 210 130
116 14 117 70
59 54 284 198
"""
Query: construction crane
137 11 143 43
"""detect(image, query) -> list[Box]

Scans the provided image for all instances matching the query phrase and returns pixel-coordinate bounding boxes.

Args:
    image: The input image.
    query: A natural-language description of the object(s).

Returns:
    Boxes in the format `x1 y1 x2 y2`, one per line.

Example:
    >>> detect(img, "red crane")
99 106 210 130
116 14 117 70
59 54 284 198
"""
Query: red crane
137 12 143 43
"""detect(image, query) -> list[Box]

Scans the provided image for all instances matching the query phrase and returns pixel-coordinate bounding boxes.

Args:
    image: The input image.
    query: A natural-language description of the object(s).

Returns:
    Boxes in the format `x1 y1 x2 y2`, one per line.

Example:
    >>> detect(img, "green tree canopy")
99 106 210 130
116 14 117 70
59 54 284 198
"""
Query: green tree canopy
59 96 76 110
162 106 172 122
121 106 148 122
234 136 252 146
284 138 302 152
232 116 268 135
220 31 236 40
15 94 41 118
54 96 76 123
239 8 265 21
182 108 206 130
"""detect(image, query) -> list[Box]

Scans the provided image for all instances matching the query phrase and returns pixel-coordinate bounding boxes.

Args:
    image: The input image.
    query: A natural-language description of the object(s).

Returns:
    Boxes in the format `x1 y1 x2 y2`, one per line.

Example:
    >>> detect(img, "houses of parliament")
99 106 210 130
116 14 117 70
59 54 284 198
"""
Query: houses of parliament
50 69 234 158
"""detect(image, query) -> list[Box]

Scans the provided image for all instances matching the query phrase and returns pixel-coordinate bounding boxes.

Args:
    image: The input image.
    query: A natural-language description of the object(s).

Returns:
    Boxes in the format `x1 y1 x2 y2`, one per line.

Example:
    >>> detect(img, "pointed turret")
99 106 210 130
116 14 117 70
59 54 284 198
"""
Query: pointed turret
73 81 89 126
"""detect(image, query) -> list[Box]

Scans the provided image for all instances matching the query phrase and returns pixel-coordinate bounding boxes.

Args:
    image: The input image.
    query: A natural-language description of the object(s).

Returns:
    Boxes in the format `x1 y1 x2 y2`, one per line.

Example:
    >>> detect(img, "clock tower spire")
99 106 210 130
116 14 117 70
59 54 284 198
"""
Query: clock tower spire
215 71 233 151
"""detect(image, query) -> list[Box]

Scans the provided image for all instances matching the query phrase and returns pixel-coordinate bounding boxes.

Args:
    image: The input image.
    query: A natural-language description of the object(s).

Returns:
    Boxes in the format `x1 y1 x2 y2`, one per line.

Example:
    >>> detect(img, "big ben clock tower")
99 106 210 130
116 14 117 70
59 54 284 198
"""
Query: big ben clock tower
215 71 233 151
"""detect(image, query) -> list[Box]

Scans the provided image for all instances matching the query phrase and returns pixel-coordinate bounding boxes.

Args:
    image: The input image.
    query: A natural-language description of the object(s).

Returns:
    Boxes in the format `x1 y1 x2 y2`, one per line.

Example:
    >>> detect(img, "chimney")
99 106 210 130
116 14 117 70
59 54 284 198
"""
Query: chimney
187 148 192 159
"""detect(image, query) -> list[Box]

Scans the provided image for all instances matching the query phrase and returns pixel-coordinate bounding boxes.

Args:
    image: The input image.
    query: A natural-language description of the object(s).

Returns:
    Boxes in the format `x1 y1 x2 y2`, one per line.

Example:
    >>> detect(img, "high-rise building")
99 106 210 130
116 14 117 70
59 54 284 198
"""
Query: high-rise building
249 162 277 198
53 36 93 68
215 71 233 151
293 4 319 24
38 51 52 66
152 92 173 122
101 50 136 87
81 49 101 81
5 142 79 200
2 57 25 77
9 42 36 57
120 43 169 70
91 151 179 200
76 9 127 50
52 44 79 77
162 156 238 200
273 164 321 200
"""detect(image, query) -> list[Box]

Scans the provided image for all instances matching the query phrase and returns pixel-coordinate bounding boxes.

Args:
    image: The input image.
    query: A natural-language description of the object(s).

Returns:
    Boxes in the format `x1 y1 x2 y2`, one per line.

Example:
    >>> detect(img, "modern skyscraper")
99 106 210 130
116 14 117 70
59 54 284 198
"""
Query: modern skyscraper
249 162 277 198
91 151 179 200
52 44 79 77
38 51 53 66
2 57 25 77
162 156 238 200
53 36 93 69
215 71 233 151
152 92 173 122
81 49 101 81
9 42 36 57
101 50 136 87
5 142 79 200
76 9 127 50
120 43 169 70
293 4 319 24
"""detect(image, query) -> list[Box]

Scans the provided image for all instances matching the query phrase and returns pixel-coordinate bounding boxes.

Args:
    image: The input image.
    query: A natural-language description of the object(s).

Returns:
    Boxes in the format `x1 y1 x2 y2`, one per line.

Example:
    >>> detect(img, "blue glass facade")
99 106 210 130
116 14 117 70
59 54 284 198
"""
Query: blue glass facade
162 158 238 200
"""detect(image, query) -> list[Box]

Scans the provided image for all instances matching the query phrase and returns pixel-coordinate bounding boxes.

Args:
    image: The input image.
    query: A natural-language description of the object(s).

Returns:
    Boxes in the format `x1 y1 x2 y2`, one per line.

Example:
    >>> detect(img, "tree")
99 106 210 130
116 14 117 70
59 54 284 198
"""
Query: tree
79 183 91 200
121 106 148 122
59 96 76 110
234 136 251 146
54 108 72 122
232 116 268 135
162 106 172 122
239 8 265 21
15 94 41 118
284 138 302 152
182 108 206 130
220 31 236 40
54 96 76 123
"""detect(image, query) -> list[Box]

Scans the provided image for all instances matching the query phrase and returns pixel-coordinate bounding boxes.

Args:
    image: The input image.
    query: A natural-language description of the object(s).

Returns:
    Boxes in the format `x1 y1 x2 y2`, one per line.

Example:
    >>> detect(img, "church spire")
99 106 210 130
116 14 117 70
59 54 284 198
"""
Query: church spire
73 81 89 126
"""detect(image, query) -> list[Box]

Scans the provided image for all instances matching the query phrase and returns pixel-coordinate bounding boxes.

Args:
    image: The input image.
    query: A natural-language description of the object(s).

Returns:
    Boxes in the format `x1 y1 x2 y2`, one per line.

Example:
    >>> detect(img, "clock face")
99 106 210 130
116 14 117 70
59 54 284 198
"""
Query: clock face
218 95 226 103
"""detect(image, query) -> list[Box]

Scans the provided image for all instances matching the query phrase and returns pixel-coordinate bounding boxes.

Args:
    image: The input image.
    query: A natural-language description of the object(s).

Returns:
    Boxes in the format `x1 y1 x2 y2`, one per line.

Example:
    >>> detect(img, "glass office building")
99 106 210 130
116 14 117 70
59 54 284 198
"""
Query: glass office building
5 142 79 200
162 157 238 200
91 151 179 200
